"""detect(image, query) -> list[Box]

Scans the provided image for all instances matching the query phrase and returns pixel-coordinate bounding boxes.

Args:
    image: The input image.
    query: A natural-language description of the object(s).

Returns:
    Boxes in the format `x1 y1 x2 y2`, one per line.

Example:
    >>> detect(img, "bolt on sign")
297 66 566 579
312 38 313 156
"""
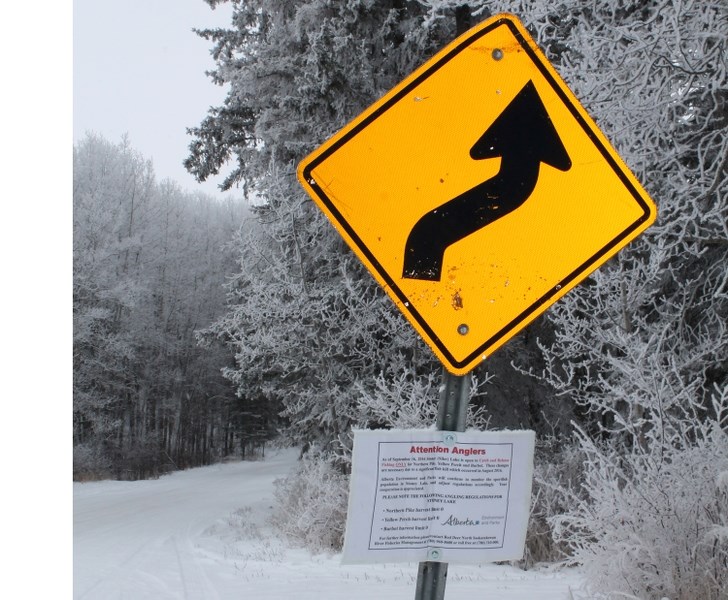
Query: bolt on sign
297 13 657 375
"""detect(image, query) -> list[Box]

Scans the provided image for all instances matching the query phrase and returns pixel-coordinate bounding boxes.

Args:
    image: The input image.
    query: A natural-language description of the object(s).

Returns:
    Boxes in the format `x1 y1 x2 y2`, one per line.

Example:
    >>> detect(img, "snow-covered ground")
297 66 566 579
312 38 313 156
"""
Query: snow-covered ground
74 448 582 599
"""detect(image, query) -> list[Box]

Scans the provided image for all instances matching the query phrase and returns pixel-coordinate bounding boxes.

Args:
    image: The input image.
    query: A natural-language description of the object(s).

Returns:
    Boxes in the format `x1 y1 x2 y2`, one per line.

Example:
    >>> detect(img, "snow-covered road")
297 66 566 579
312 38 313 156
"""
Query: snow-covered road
74 449 296 599
74 448 582 599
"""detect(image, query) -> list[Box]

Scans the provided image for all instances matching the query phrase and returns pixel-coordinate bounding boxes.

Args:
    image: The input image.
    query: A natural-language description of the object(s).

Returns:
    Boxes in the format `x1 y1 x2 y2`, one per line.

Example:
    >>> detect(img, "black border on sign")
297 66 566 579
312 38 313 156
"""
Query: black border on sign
301 16 654 371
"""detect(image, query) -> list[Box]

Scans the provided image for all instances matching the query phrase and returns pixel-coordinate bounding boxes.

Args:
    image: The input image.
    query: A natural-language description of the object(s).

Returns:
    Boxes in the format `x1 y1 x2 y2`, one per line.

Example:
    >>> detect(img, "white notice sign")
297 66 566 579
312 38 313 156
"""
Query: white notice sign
342 429 535 564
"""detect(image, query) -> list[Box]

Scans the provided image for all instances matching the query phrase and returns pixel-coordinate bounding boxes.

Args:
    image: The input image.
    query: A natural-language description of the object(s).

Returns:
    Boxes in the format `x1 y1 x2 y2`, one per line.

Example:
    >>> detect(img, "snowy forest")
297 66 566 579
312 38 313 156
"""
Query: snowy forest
73 134 261 477
74 0 727 598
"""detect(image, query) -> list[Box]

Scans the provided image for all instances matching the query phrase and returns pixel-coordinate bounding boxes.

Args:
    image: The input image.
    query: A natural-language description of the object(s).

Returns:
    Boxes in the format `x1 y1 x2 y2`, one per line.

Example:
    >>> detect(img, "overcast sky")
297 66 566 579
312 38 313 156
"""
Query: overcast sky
73 0 235 199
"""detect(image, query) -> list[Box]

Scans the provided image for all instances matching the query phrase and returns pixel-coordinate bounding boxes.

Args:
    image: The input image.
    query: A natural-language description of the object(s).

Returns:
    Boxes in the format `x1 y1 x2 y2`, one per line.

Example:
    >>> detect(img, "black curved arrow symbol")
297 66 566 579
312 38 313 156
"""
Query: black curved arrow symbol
402 80 572 281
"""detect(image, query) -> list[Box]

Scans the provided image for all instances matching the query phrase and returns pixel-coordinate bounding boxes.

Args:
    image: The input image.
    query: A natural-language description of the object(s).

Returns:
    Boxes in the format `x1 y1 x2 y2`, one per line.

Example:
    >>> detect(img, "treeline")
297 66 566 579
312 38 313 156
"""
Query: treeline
73 134 271 480
186 1 727 598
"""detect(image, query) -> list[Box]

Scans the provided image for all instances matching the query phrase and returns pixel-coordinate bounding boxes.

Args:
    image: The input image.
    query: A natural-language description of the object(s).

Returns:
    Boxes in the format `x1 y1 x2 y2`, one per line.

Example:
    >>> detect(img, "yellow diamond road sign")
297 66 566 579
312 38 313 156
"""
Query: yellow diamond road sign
297 13 657 375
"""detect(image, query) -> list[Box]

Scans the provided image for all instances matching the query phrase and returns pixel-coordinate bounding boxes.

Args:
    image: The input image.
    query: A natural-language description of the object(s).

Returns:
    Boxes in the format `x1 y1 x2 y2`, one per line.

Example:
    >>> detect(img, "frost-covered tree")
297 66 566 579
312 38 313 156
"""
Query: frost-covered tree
519 1 728 597
73 134 250 479
188 0 565 451
74 134 156 472
189 1 489 455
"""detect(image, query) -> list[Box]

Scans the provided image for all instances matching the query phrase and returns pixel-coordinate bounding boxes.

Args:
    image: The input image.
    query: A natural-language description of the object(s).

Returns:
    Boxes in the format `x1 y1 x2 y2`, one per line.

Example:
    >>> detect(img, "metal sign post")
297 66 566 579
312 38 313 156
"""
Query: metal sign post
416 11 473 599
414 368 470 600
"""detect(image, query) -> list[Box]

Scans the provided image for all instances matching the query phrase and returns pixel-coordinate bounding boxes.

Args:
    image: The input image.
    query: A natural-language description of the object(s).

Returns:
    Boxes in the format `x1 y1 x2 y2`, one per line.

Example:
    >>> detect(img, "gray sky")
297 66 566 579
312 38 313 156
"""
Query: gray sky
73 0 235 199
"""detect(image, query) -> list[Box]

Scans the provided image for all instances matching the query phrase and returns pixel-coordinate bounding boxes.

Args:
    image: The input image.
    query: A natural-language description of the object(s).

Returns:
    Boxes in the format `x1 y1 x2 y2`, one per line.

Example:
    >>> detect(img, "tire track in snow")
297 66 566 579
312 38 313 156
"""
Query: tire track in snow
171 527 221 600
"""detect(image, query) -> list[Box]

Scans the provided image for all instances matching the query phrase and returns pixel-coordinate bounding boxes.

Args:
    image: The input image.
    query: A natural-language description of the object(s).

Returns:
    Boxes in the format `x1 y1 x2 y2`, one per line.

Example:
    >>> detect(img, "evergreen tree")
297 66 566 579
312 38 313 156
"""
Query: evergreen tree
191 1 461 455
188 0 562 456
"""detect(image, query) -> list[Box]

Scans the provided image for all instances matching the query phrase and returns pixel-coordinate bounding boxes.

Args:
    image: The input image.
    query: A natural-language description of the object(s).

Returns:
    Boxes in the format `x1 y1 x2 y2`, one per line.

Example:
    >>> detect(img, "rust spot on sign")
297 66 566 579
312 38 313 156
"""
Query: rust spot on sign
452 290 463 310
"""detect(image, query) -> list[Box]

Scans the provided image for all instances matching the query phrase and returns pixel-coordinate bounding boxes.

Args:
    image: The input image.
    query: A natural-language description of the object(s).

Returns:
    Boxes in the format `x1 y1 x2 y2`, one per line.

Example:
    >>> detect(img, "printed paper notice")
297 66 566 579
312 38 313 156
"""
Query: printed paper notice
342 429 535 564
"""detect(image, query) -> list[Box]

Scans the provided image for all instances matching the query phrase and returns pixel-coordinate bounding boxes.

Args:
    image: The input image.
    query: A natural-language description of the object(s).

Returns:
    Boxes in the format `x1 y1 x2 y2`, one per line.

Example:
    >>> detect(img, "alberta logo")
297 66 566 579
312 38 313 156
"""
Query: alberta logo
441 515 479 526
